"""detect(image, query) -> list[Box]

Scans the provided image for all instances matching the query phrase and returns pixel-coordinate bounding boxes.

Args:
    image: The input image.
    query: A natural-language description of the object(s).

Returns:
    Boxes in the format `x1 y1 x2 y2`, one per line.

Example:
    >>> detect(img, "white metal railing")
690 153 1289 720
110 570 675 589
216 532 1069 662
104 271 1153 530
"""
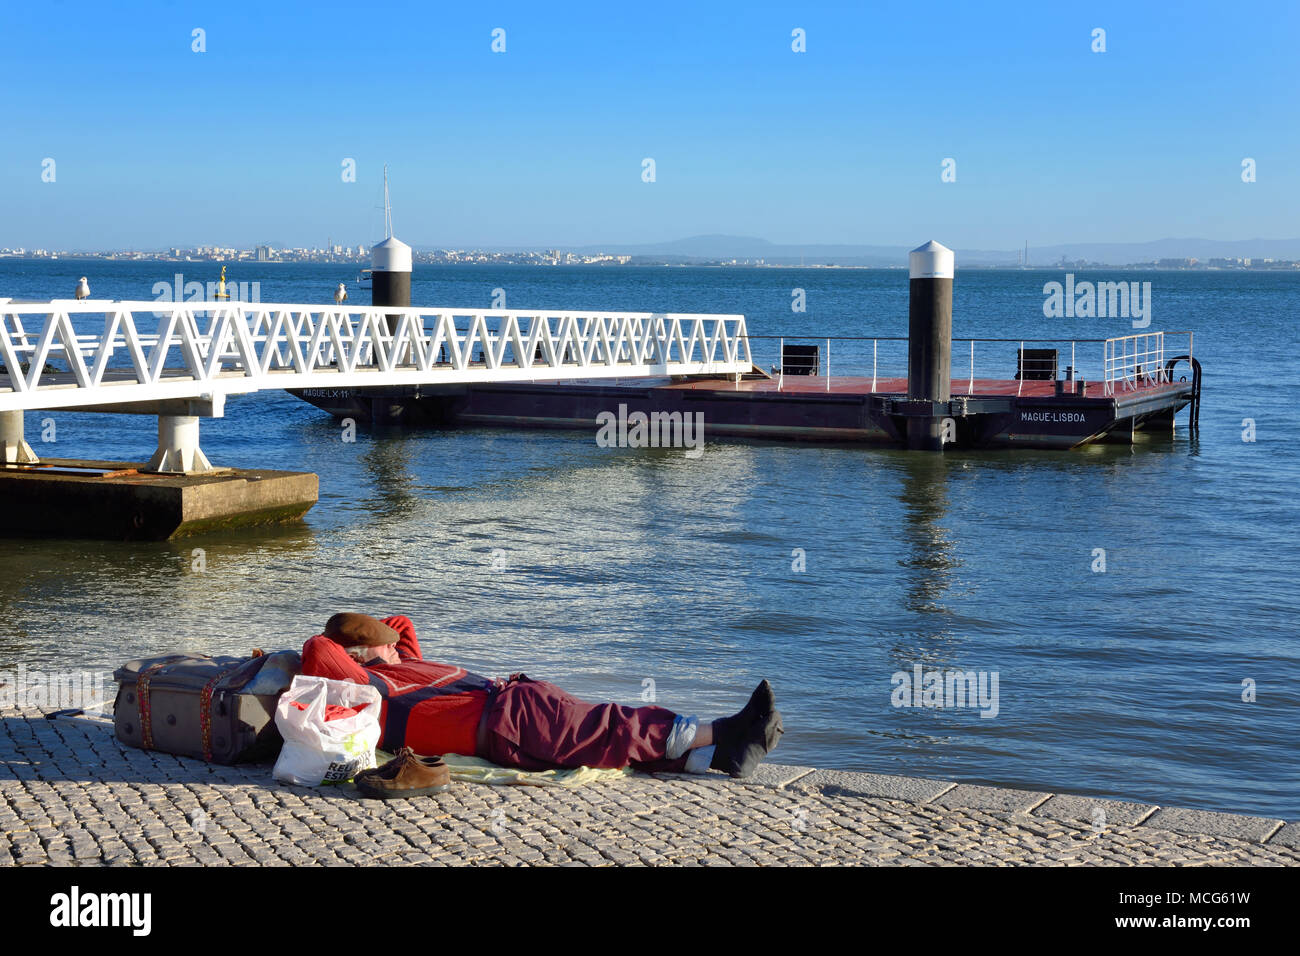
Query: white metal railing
760 336 1099 392
760 333 1192 398
1103 332 1168 396
0 301 753 412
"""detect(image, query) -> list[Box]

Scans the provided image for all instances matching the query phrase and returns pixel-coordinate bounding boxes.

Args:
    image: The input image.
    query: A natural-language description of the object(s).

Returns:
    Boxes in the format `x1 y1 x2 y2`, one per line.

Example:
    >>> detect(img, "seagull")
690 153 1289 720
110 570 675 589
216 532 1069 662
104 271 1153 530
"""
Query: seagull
334 283 347 305
75 277 90 300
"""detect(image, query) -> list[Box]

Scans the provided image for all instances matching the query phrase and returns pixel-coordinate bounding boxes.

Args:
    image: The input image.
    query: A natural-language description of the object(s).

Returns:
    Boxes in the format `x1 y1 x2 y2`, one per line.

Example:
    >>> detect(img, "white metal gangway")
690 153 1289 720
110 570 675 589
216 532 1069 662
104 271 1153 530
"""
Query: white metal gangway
0 300 752 470
0 301 753 410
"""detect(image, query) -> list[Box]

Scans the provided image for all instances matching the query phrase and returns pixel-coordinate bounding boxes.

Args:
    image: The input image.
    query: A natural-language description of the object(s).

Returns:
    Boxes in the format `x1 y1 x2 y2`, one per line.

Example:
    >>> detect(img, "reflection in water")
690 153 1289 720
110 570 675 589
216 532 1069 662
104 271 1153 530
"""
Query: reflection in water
359 430 422 522
897 455 959 614
892 454 962 671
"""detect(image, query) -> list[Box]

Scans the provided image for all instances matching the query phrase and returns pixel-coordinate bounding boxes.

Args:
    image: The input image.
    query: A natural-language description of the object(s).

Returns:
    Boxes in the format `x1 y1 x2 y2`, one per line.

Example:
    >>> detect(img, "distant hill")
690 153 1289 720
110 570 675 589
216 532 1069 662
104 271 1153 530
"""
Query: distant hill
574 235 919 266
1022 237 1300 264
410 234 1300 266
414 235 1013 266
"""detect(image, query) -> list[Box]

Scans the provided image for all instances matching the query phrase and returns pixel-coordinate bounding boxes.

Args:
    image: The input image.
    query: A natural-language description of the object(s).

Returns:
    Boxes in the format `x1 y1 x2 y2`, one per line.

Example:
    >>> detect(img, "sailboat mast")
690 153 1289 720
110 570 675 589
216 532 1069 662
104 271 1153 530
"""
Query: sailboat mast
383 165 393 239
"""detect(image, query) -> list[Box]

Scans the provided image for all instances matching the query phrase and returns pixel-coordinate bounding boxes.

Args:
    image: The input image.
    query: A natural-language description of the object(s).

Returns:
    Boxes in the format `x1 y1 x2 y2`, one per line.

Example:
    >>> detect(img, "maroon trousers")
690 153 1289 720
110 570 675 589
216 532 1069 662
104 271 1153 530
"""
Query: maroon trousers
478 676 689 773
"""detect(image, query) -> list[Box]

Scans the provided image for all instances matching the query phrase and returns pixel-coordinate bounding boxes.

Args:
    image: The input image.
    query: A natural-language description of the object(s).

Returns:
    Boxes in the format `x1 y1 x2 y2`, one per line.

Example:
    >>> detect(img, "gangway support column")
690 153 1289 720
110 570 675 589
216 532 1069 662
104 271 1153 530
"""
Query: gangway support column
906 240 954 451
0 410 38 464
144 415 215 474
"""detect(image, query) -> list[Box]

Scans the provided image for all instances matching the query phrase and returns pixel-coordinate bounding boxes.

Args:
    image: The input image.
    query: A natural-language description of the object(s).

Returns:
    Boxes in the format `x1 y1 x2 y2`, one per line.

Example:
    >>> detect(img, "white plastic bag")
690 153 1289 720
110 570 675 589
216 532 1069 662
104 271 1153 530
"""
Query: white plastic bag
272 675 382 786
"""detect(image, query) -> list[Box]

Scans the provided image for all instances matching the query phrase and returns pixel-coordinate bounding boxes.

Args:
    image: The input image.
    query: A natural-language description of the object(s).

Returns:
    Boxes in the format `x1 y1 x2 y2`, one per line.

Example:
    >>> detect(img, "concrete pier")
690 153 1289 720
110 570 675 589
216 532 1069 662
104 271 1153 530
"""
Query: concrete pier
0 704 1295 866
0 458 317 540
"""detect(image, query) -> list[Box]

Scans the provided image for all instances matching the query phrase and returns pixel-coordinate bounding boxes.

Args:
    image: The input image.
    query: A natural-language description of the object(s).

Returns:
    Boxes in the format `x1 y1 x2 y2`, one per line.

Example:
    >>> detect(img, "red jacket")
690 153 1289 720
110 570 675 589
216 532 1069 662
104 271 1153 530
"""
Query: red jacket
300 614 492 757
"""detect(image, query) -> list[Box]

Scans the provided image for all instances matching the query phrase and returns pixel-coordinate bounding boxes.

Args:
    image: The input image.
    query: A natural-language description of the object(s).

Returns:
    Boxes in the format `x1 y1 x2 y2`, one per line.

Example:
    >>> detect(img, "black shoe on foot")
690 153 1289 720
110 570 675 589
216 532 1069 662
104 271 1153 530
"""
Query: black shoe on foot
709 679 776 759
711 708 784 778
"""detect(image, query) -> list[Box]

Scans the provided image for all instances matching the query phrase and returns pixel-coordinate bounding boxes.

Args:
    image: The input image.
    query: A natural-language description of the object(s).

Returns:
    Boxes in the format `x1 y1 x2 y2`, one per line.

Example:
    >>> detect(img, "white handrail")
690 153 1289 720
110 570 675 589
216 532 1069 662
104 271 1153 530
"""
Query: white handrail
1103 332 1167 396
0 302 753 412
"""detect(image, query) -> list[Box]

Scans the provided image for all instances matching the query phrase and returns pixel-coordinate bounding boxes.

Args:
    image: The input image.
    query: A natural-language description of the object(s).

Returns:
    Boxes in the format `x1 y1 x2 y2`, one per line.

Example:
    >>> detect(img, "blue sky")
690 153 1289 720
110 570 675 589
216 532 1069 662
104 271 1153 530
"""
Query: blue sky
1 0 1296 250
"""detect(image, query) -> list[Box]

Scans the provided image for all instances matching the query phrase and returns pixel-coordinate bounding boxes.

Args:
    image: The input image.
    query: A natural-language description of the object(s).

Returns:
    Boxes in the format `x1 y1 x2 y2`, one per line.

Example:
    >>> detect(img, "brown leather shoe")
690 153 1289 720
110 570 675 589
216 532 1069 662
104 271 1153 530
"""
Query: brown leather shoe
354 747 451 799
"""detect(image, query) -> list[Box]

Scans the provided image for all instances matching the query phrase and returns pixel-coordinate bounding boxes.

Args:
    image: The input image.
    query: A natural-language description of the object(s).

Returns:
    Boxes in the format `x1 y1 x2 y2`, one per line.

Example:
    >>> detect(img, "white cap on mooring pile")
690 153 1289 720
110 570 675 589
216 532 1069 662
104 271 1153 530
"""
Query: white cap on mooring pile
909 240 954 279
371 235 412 273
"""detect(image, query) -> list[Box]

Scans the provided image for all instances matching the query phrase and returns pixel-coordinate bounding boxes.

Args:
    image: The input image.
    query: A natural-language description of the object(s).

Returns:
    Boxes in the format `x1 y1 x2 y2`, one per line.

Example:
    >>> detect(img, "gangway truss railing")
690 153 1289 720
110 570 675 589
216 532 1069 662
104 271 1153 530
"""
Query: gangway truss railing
0 301 753 412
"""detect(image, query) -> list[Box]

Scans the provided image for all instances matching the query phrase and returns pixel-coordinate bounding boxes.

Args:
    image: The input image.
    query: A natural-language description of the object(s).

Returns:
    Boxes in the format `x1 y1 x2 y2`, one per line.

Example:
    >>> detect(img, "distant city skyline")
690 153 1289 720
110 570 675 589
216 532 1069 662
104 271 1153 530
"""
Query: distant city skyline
5 234 1300 272
2 1 1296 250
6 233 1300 269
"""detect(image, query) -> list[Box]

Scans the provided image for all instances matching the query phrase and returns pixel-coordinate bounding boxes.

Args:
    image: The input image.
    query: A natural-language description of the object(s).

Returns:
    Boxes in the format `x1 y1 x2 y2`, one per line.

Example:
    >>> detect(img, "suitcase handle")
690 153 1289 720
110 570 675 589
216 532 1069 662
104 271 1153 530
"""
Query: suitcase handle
136 660 172 751
199 673 227 762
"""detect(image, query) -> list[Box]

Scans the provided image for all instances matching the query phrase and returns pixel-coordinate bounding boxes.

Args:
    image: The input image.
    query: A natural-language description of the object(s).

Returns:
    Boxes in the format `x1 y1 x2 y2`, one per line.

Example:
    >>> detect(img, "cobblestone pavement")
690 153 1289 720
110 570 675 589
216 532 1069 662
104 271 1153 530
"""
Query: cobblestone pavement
1 707 1297 866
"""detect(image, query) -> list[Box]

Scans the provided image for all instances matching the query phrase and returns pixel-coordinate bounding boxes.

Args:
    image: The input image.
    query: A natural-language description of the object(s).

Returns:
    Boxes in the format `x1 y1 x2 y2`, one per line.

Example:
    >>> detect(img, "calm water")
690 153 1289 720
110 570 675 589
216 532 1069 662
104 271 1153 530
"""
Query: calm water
2 260 1297 818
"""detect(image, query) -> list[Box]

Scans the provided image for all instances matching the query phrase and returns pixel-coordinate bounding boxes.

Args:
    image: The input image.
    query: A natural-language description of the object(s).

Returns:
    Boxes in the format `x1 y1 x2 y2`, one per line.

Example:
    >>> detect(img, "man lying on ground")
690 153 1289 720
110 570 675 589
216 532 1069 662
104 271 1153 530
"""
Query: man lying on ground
300 612 783 779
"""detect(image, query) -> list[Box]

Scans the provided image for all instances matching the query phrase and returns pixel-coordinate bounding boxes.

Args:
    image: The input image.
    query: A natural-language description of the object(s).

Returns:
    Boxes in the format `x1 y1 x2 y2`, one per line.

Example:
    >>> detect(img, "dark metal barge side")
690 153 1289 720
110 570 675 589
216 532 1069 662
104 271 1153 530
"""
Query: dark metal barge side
289 364 1198 451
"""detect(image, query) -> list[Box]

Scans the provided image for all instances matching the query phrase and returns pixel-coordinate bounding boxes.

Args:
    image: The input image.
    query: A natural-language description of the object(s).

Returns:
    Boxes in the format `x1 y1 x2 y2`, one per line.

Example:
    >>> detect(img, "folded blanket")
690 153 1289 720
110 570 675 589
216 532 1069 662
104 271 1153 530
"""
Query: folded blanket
375 750 632 788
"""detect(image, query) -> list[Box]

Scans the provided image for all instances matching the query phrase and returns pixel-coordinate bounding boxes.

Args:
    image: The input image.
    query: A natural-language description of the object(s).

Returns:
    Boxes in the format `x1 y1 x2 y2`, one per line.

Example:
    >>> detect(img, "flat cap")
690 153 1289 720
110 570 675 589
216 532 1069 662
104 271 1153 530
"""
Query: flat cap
323 612 400 647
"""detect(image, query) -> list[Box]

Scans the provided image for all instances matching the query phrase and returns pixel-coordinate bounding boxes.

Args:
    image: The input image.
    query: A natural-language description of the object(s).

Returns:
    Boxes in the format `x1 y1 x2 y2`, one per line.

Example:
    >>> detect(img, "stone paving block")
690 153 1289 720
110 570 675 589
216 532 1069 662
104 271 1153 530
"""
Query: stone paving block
1033 794 1159 828
798 770 956 803
931 784 1052 814
1143 807 1284 844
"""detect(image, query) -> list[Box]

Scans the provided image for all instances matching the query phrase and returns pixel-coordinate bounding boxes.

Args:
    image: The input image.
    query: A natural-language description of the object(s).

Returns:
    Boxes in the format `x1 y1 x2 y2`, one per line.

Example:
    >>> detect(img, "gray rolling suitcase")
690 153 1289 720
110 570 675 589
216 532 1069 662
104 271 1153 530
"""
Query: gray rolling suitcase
113 651 300 764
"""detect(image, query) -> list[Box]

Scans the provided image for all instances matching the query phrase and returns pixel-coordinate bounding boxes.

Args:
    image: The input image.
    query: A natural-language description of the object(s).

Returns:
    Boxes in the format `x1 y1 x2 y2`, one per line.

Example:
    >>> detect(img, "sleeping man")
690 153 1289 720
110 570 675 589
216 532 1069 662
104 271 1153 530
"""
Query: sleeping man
301 612 783 779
